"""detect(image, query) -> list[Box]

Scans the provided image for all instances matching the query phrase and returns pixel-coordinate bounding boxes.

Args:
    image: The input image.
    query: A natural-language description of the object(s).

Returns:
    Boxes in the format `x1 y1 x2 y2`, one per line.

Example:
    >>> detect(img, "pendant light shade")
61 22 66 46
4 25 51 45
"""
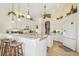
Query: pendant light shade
11 3 15 23
17 3 21 21
8 3 16 16
26 3 31 19
43 4 47 19
26 14 31 19
17 3 24 21
44 5 46 14
43 4 51 19
17 18 21 21
11 19 15 23
26 9 31 18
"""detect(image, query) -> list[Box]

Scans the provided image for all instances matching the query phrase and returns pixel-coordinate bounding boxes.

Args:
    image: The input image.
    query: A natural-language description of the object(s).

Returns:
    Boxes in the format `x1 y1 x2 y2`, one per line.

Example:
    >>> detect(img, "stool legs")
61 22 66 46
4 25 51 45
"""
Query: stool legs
9 46 17 56
9 46 23 56
4 42 10 56
16 44 23 56
18 44 23 56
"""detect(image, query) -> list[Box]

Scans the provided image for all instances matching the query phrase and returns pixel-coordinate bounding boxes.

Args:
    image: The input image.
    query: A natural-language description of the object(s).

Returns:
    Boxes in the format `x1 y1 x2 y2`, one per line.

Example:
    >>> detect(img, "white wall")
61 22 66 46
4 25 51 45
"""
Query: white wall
0 4 11 33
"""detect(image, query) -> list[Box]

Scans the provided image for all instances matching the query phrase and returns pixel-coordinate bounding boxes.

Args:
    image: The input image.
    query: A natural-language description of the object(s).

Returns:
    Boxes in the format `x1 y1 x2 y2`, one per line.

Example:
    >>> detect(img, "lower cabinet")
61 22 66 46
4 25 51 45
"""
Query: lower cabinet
53 34 63 42
63 36 76 51
47 35 53 47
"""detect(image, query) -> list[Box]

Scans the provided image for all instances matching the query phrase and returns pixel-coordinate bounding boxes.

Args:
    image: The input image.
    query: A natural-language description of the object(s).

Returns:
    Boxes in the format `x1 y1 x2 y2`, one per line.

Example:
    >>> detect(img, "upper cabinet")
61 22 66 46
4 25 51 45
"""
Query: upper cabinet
63 13 77 39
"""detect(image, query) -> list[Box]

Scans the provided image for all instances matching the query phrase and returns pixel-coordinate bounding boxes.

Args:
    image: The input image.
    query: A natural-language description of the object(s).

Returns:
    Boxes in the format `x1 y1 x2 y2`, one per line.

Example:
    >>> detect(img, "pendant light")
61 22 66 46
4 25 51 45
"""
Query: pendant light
11 3 15 23
17 3 21 21
17 3 24 21
43 3 47 19
26 3 31 19
43 3 51 19
44 4 46 14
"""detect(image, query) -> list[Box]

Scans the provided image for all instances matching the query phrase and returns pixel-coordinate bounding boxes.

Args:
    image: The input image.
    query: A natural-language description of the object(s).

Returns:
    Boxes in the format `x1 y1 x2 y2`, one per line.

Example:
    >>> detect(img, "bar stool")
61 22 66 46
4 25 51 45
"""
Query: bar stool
18 43 23 56
0 39 5 56
0 39 2 55
9 41 23 56
0 39 4 56
0 39 1 49
0 39 10 56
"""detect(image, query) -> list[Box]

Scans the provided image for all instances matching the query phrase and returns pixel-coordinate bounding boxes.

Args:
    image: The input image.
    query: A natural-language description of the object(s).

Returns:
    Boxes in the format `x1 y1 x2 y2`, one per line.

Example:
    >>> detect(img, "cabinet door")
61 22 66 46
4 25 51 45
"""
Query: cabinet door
63 37 76 51
47 35 53 47
63 14 76 39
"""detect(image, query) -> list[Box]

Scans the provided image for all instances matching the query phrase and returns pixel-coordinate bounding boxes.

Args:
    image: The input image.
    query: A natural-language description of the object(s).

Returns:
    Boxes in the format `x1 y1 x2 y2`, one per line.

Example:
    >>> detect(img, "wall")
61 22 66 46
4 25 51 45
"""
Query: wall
0 4 11 33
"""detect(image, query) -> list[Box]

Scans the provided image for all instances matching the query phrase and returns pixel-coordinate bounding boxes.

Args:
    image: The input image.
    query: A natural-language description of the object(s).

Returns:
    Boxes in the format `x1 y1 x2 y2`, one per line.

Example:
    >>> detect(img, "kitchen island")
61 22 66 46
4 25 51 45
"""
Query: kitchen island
0 33 48 56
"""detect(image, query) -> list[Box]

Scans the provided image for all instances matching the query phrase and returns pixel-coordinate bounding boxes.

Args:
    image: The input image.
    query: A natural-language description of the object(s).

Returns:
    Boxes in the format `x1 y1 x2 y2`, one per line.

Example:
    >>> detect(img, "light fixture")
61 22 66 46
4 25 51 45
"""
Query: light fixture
17 3 24 21
11 20 15 23
43 4 46 19
11 3 15 23
17 3 21 21
26 14 31 19
43 4 51 19
17 18 21 21
8 3 16 16
26 3 31 19
44 4 46 14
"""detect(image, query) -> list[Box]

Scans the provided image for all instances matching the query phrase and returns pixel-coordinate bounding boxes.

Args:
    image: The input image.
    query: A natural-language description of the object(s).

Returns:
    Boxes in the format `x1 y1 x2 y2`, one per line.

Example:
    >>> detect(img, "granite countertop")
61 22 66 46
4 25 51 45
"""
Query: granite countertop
10 33 48 40
6 28 48 40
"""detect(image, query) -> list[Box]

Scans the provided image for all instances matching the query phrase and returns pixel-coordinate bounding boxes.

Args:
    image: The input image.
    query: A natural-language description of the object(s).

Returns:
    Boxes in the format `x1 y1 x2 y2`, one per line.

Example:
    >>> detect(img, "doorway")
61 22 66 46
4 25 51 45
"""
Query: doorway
45 21 50 34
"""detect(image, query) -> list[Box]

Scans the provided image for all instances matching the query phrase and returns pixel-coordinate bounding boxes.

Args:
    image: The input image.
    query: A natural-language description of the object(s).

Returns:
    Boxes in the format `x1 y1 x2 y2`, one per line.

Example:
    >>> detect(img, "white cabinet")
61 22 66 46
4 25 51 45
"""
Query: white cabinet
63 36 76 51
62 14 77 39
62 14 77 51
14 36 48 56
47 35 53 47
52 34 63 42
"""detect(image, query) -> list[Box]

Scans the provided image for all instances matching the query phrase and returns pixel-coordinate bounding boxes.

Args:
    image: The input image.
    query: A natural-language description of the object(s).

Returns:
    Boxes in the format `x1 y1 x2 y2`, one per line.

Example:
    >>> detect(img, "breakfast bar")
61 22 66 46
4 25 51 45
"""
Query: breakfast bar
0 33 48 56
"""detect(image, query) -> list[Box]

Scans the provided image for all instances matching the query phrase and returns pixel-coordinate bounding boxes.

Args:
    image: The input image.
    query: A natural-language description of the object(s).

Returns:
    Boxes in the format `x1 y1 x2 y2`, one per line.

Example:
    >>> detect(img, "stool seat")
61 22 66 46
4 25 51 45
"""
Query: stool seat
10 42 22 47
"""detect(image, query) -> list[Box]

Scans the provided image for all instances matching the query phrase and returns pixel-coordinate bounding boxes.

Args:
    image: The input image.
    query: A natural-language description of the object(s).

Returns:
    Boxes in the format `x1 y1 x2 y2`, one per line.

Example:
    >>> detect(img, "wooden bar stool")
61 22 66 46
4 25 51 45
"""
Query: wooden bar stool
17 43 23 56
0 39 2 55
9 41 23 56
0 39 10 56
3 39 10 56
0 39 2 49
0 39 6 56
